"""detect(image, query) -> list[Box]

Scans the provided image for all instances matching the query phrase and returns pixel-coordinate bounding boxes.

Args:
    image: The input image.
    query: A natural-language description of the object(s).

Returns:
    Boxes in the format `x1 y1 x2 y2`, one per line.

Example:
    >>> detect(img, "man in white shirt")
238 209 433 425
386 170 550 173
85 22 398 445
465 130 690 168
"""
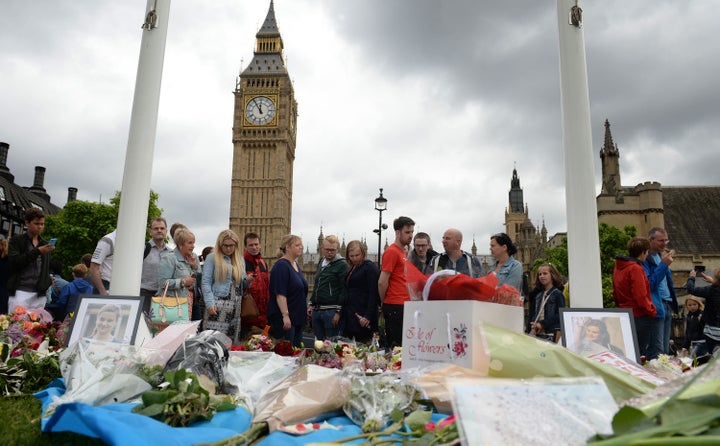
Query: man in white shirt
90 229 116 295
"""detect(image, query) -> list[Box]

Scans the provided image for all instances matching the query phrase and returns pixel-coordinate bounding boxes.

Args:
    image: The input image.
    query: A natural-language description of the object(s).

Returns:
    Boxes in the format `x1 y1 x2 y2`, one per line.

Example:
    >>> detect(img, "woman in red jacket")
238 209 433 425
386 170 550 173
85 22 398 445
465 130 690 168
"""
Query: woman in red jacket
613 237 659 359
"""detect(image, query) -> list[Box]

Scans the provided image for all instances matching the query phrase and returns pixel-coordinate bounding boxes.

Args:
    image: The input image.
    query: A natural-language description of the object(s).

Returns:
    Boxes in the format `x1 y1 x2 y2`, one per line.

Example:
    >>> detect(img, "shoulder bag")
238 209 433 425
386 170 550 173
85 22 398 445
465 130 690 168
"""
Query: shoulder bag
152 280 189 323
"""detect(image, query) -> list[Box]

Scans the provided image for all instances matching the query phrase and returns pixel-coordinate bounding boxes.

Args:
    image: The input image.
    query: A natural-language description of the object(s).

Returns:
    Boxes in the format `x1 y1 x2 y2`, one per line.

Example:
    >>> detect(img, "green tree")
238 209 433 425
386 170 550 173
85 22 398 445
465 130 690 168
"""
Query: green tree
43 190 163 278
533 223 638 308
534 236 568 278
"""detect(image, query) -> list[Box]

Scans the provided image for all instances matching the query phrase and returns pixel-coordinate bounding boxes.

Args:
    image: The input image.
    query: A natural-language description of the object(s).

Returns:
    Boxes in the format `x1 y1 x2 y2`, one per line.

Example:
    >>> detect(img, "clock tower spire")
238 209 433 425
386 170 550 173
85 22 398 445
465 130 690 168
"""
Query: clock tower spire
230 0 298 255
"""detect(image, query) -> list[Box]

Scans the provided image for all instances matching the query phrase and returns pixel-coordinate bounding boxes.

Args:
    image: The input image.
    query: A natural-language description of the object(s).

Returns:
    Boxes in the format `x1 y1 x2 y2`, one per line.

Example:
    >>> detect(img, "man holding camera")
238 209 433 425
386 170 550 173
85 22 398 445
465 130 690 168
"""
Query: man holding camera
644 227 679 355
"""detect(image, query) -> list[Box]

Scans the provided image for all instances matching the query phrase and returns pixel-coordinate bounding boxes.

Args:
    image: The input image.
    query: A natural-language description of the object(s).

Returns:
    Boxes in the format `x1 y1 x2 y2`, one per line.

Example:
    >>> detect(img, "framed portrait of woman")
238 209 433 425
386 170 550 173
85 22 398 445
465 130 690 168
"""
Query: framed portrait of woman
65 296 144 347
559 308 640 363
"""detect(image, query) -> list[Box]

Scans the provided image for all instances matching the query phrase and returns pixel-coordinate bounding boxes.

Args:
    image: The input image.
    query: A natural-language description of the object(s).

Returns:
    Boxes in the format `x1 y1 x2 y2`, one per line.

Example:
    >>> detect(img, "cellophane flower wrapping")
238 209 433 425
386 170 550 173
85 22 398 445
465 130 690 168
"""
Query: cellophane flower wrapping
642 354 691 382
138 320 200 368
622 357 720 416
163 330 231 393
224 350 299 412
252 364 350 432
411 364 487 414
341 361 427 433
47 339 150 415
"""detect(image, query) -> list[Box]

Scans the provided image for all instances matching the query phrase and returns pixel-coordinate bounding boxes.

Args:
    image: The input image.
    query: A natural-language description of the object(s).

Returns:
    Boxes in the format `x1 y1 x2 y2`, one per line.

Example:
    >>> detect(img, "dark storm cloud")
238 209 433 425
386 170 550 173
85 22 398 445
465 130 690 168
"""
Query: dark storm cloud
1 0 717 254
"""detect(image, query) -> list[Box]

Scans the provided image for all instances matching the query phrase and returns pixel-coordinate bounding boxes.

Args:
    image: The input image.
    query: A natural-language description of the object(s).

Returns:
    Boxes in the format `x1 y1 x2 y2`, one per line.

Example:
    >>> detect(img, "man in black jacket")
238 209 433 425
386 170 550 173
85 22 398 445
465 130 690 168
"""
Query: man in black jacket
8 208 54 312
309 235 348 340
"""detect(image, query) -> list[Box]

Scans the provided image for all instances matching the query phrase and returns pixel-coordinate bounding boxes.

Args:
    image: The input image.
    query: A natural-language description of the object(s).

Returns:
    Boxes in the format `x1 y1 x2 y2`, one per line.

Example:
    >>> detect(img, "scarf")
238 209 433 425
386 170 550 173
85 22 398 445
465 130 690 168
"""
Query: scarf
244 251 264 271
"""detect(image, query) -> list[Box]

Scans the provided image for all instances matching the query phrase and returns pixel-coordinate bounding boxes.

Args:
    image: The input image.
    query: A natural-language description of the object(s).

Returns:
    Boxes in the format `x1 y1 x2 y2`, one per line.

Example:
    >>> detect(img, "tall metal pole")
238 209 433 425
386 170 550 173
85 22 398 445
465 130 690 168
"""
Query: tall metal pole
556 0 603 307
112 0 171 296
377 210 383 269
374 188 387 269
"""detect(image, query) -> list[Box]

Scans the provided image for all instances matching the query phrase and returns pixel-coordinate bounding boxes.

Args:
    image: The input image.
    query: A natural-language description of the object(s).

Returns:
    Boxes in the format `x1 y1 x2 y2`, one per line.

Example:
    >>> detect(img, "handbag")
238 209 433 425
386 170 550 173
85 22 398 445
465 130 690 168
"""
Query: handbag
529 289 551 337
152 281 190 323
241 293 259 318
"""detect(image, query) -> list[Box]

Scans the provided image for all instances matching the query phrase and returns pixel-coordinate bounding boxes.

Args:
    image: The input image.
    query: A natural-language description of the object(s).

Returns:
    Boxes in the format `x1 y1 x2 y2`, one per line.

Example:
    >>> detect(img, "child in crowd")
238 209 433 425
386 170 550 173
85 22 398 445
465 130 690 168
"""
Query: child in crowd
51 264 93 321
682 295 706 359
683 296 705 350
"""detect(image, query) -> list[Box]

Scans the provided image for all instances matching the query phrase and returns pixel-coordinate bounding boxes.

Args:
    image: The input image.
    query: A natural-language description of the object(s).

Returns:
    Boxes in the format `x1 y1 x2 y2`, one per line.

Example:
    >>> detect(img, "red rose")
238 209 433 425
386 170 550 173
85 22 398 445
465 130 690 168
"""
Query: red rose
273 340 295 356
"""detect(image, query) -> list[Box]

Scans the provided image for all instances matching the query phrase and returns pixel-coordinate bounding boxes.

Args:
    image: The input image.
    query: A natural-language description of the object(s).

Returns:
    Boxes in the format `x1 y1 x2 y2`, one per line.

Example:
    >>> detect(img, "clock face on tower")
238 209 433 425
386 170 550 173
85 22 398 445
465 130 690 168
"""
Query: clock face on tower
245 96 276 126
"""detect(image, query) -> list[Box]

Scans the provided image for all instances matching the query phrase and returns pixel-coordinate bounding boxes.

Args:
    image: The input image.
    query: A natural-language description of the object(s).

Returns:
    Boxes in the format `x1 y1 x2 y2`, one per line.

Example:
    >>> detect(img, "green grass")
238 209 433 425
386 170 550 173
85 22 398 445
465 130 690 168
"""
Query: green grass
0 395 106 445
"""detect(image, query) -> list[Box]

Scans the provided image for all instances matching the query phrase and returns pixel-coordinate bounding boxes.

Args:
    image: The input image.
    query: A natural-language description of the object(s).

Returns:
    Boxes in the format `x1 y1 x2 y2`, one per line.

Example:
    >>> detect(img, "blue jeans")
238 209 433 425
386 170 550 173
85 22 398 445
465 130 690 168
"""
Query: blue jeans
662 301 673 354
644 316 664 360
312 309 339 340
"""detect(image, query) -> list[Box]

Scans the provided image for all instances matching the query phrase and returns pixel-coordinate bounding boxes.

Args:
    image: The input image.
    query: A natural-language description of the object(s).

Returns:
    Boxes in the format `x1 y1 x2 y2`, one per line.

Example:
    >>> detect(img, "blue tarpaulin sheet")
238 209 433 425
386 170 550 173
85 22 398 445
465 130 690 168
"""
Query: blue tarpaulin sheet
35 380 446 445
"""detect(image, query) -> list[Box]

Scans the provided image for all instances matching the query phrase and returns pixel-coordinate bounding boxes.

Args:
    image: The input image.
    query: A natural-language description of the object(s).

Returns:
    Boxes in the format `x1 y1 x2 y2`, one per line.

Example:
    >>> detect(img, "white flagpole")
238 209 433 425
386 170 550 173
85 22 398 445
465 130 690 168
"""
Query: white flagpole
112 0 171 296
556 0 603 307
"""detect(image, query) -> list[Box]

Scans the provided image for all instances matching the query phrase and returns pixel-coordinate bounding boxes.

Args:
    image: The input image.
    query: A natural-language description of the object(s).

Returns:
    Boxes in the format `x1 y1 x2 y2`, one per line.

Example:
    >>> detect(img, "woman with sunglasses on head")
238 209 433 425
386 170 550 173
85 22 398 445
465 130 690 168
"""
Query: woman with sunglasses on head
159 228 200 322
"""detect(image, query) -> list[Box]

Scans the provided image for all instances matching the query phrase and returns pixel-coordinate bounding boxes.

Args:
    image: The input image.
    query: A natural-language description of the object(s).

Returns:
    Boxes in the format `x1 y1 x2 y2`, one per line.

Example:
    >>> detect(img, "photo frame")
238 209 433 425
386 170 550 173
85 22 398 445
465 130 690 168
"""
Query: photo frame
559 308 640 363
65 296 144 347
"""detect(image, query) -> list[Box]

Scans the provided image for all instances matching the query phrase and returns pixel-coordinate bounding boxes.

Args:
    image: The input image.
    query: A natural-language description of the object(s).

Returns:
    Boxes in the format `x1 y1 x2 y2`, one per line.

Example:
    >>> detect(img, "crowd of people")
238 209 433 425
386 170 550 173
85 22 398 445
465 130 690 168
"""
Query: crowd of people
2 209 530 349
4 208 714 358
612 227 719 361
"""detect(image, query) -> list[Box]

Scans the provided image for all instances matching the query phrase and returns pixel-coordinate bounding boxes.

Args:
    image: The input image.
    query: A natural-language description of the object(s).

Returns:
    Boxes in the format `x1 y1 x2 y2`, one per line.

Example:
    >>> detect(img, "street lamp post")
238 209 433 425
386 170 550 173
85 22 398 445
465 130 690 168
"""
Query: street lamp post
373 188 388 268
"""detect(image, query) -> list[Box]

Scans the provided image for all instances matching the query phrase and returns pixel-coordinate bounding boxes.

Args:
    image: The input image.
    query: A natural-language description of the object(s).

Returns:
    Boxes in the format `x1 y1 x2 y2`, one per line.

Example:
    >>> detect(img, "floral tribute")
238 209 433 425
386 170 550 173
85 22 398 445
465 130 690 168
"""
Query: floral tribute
244 334 275 352
294 339 402 373
0 307 66 395
0 306 66 356
231 334 298 357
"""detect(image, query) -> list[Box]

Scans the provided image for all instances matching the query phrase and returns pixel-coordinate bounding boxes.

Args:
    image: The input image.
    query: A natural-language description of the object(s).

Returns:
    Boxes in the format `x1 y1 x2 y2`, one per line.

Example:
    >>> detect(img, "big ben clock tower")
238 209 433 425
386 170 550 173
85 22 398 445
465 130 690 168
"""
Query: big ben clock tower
230 0 298 254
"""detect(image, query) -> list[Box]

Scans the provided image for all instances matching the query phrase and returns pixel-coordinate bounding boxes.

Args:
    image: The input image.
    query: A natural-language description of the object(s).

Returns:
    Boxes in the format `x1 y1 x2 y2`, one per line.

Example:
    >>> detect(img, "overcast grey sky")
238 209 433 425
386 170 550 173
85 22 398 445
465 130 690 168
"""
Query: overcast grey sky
1 1 717 255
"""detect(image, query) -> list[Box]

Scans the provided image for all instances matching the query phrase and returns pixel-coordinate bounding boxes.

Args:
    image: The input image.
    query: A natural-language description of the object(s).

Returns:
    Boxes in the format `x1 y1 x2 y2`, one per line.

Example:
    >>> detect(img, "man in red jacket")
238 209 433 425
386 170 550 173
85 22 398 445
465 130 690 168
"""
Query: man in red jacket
242 232 269 334
613 237 659 359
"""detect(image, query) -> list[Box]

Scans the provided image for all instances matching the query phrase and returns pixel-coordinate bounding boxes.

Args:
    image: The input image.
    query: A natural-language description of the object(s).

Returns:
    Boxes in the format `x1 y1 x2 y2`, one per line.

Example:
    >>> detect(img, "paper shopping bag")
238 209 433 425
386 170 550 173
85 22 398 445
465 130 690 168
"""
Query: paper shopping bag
402 300 523 370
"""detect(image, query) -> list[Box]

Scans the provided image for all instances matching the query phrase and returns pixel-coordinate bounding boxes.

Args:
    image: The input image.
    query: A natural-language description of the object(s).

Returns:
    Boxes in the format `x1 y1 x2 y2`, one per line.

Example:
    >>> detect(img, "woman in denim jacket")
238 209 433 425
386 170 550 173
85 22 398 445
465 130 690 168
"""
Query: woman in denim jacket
159 228 200 303
489 232 524 293
201 229 246 343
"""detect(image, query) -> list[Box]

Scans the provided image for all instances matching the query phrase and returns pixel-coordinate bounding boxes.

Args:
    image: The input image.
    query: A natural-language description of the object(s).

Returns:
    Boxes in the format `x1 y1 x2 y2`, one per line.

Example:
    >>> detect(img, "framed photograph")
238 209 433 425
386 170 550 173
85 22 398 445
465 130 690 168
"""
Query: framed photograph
65 296 144 347
559 308 640 363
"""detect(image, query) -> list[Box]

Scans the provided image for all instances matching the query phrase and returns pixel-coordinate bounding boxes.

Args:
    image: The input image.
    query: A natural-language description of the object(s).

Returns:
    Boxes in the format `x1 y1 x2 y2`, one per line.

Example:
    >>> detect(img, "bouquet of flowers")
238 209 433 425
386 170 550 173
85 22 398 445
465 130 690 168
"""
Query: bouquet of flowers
0 306 66 357
46 339 152 414
245 334 275 352
0 307 65 395
342 362 427 432
644 354 692 381
300 339 342 369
